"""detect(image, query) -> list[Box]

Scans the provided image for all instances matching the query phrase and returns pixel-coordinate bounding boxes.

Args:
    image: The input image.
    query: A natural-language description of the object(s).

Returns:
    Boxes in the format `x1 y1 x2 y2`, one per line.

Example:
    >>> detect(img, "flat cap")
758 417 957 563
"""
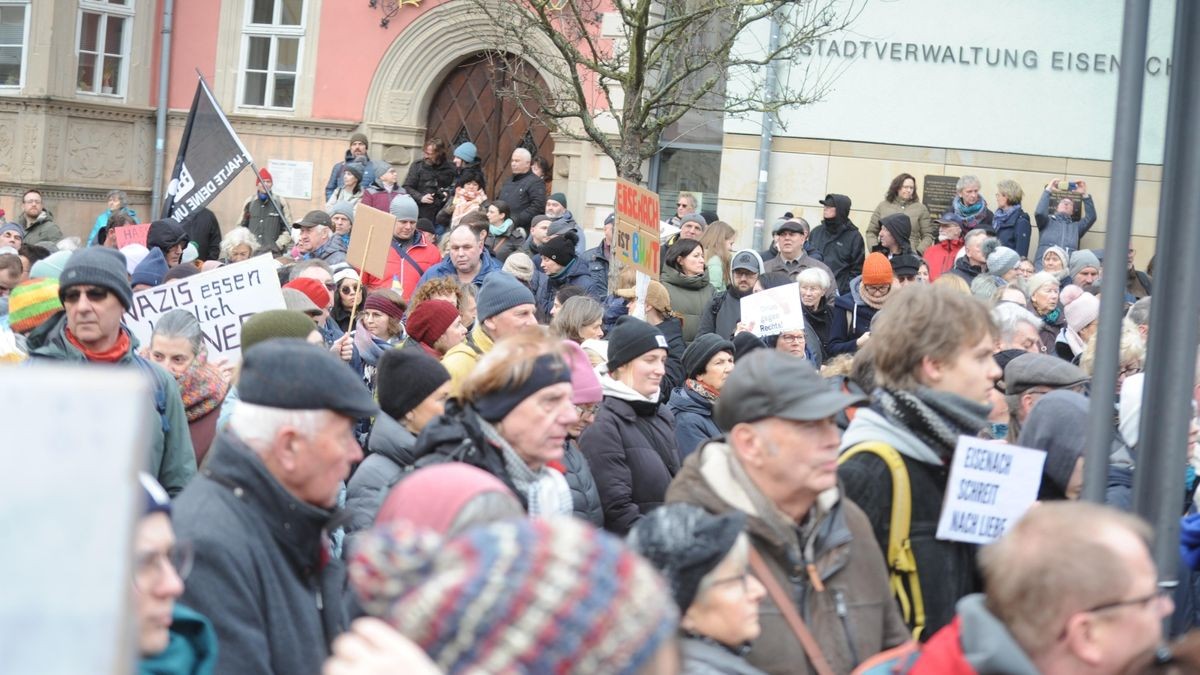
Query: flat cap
1003 352 1089 396
714 350 864 430
773 219 807 235
239 339 379 418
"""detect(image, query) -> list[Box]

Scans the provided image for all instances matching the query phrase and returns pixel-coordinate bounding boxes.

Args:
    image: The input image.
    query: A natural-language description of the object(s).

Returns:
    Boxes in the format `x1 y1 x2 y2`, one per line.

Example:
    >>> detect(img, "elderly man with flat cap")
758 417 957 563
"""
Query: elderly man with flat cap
295 209 348 266
1003 351 1089 442
667 350 908 675
763 218 834 293
172 339 379 674
29 247 196 495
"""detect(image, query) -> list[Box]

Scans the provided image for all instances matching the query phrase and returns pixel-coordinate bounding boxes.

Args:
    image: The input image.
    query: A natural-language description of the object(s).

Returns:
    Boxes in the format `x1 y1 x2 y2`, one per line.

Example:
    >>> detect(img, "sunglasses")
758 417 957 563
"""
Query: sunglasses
63 287 112 304
339 285 360 294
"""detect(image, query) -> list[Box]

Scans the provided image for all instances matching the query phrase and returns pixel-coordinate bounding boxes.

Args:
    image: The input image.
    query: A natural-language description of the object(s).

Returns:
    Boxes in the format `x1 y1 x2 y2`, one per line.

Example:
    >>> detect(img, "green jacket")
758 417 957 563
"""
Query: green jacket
661 265 715 344
28 313 197 495
139 603 218 675
17 208 64 248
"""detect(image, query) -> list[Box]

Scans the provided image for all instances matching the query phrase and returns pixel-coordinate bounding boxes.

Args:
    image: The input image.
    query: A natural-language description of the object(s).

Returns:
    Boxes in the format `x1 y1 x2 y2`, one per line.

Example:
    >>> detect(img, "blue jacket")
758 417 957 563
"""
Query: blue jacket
306 235 348 266
324 151 371 201
666 387 720 459
1034 190 1097 263
992 205 1032 258
87 207 139 246
532 258 595 317
581 243 610 300
828 276 880 356
416 249 502 289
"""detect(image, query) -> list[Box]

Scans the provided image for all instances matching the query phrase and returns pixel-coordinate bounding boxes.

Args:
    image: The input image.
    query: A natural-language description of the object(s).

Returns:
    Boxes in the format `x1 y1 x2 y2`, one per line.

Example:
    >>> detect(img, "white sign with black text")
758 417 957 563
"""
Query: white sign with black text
936 436 1046 545
267 159 314 200
740 282 805 337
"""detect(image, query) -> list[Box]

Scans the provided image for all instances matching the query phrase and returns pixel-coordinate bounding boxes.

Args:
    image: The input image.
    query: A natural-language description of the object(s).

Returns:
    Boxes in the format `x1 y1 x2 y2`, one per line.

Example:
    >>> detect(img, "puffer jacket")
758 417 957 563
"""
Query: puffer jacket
578 376 680 535
345 413 419 536
559 440 604 526
18 208 63 248
484 223 527 264
803 297 835 363
667 386 720 459
402 158 456 223
922 238 963 282
667 440 910 675
948 255 982 285
360 231 442 300
1034 189 1097 261
532 257 595 318
828 276 881 356
808 194 865 295
867 199 933 253
661 265 716 344
409 400 526 505
838 407 982 639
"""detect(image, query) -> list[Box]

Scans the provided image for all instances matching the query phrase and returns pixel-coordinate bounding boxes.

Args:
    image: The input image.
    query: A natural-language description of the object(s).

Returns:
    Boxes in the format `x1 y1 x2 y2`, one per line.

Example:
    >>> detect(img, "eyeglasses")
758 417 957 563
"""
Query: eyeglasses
1085 586 1172 614
1118 363 1143 379
133 542 194 591
778 333 805 343
62 287 112 304
676 203 688 208
575 403 598 418
707 570 752 594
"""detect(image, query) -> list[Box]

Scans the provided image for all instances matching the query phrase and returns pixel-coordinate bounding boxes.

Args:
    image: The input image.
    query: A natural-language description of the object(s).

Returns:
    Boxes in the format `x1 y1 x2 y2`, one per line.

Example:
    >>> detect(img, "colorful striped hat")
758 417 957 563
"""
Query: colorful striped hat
349 516 678 674
8 277 61 334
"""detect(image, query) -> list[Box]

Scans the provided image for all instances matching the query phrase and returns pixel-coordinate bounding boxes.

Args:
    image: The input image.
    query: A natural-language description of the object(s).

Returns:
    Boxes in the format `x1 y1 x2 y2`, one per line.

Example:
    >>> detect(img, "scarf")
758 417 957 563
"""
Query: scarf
481 419 572 517
66 328 130 363
954 196 985 220
1040 306 1062 324
875 386 992 462
861 287 890 310
489 218 513 237
178 361 229 422
549 258 578 281
685 378 720 403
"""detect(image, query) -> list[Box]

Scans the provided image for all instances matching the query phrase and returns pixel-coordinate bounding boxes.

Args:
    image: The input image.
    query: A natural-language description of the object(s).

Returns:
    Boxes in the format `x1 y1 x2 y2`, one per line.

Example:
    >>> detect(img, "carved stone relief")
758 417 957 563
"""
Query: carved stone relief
0 113 17 176
44 116 64 179
66 118 132 184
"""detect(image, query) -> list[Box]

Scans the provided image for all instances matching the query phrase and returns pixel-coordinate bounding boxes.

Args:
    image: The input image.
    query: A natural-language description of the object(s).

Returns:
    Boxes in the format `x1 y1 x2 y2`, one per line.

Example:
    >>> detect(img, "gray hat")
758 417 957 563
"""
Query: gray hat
1017 390 1088 497
295 210 333 229
547 219 577 239
1003 352 1089 395
0 222 25 239
239 339 379 419
714 350 864 430
477 272 535 322
986 244 1020 277
679 213 707 229
627 504 746 612
389 193 419 221
1068 249 1101 280
59 247 133 310
682 333 734 380
730 249 764 274
328 201 355 225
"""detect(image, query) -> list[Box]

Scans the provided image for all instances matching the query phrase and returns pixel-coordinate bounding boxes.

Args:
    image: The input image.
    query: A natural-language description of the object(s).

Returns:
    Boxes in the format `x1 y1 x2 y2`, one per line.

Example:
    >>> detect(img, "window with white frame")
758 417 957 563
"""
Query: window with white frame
0 2 29 88
77 0 133 96
240 0 304 110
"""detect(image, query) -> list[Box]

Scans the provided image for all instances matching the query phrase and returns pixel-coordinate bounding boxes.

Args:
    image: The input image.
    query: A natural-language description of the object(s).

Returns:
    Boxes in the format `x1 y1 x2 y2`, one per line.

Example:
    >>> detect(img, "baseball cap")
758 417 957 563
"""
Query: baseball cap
730 249 763 274
295 210 333 229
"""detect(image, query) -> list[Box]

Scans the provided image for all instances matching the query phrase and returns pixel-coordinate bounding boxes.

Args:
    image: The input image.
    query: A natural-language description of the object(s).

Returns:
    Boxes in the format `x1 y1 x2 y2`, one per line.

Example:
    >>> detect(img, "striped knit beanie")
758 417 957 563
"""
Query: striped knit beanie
349 517 678 674
8 278 61 334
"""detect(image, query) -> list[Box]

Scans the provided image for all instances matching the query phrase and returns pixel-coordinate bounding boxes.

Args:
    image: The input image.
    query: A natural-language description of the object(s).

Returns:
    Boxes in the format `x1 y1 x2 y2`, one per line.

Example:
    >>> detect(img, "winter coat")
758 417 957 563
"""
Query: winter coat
657 315 688 402
307 235 348 266
402 159 456 223
88 207 140 247
561 440 604 526
662 265 716 344
484 224 528 264
867 199 934 253
173 431 350 674
807 195 865 295
946 198 993 233
28 314 196 496
409 400 528 503
532 258 595 318
991 205 1032 258
18 208 63 248
360 232 442 300
667 386 720 459
911 594 1039 675
325 151 370 201
803 299 835 362
549 211 588 258
1038 309 1065 356
681 638 768 675
240 196 291 255
180 208 222 262
578 377 680 535
828 277 880 356
667 440 910 675
947 255 982 285
442 325 494 397
922 238 963 282
762 253 836 299
838 407 982 639
360 183 403 214
698 287 748 340
345 412 418 536
138 603 219 675
325 186 362 210
1034 190 1097 263
497 170 547 231
581 243 610 299
417 248 503 291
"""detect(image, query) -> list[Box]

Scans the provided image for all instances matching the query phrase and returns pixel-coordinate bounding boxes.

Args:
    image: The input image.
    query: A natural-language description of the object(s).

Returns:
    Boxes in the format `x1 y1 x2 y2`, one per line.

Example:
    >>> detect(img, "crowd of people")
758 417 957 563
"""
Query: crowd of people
4 131 1199 675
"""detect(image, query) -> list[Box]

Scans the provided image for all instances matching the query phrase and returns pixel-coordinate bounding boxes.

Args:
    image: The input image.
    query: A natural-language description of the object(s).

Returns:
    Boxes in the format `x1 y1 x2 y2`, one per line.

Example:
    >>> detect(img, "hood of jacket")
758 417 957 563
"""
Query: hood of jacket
667 386 712 417
550 257 592 286
366 412 420 468
139 603 219 675
840 406 944 465
879 212 913 248
826 194 851 221
601 373 661 404
834 276 865 310
956 594 1040 675
28 312 140 360
954 254 982 277
661 264 711 291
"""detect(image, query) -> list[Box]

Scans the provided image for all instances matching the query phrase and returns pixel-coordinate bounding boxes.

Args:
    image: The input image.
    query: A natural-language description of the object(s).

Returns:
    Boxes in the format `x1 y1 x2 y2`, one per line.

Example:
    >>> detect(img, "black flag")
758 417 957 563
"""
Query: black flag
161 77 253 221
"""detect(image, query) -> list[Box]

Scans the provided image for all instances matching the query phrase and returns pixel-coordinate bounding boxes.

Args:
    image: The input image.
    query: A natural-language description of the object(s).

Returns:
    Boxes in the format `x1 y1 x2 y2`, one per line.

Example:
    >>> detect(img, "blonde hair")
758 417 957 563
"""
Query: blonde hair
698 221 737 286
932 273 971 295
410 277 466 315
460 328 567 404
996 179 1025 206
1080 318 1145 376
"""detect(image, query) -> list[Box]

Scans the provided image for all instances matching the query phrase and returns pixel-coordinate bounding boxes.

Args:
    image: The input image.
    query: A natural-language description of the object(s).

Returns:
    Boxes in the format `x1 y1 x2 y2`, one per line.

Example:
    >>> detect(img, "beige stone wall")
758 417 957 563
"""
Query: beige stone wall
718 134 1164 268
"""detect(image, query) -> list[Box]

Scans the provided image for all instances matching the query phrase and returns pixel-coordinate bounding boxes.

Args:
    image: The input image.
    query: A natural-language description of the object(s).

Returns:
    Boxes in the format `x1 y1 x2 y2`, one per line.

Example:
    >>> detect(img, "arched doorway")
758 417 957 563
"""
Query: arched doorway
425 53 555 194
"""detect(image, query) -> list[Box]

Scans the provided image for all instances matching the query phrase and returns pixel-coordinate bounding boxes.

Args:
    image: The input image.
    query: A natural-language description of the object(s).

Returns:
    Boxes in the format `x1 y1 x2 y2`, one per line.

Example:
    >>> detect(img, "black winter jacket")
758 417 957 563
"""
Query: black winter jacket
402 159 456 223
808 194 865 295
697 286 750 340
562 440 604 526
497 171 547 231
578 380 680 535
345 413 418 536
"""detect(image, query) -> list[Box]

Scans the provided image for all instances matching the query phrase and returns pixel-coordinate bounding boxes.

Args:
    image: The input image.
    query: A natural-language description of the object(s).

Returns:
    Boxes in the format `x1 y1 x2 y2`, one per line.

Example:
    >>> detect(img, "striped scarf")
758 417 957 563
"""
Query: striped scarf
875 386 992 462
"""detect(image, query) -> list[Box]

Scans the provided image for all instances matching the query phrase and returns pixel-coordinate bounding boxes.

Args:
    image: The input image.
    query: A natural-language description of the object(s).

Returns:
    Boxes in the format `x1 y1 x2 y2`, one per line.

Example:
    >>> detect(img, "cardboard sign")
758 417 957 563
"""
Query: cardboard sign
113 223 150 248
614 178 661 278
348 203 396 279
740 282 805 337
936 437 1046 545
0 365 147 673
124 255 286 362
267 159 314 200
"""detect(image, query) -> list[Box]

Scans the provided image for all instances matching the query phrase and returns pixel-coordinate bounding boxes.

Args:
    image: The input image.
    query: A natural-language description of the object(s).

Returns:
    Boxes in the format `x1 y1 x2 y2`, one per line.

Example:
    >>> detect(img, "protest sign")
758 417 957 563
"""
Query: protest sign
0 365 147 673
348 202 395 280
936 436 1046 545
740 282 805 337
113 223 150 248
124 255 285 362
614 178 661 278
267 159 314 200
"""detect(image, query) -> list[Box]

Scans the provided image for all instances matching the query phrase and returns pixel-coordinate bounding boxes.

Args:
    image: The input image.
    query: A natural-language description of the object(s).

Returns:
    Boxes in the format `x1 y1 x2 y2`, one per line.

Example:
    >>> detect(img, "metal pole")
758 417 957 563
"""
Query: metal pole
151 0 175 217
1081 0 1151 504
1132 0 1200 579
752 14 780 251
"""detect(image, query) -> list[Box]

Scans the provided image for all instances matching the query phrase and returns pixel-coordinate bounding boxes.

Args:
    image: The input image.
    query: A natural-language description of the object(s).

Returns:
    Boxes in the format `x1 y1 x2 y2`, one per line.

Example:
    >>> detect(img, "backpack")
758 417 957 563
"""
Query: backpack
838 441 925 640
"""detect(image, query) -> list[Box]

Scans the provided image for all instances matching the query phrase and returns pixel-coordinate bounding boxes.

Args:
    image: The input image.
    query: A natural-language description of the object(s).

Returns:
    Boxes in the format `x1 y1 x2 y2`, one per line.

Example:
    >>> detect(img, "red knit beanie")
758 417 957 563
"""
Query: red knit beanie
406 299 460 347
283 277 331 310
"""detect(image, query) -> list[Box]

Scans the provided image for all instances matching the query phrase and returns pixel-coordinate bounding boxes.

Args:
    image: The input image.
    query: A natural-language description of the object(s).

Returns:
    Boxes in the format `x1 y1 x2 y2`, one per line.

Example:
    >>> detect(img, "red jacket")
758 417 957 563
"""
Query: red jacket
361 232 442 300
360 187 402 213
923 238 964 282
909 618 975 675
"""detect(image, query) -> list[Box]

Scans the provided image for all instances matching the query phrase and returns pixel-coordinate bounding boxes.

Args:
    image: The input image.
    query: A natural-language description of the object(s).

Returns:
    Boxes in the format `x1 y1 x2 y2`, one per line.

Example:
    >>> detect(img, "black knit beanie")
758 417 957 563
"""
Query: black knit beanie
540 231 578 267
682 333 734 380
377 348 451 421
606 316 668 373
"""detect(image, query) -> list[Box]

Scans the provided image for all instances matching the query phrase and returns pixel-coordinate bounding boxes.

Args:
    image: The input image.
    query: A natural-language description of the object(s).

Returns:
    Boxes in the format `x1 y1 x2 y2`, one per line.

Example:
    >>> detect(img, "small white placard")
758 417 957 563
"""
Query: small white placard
936 436 1046 545
268 159 314 200
740 282 805 337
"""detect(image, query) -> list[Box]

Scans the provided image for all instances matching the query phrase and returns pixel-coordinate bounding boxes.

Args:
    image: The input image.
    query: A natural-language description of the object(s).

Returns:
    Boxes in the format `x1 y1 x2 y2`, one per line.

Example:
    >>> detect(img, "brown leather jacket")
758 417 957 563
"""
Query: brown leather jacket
666 440 909 675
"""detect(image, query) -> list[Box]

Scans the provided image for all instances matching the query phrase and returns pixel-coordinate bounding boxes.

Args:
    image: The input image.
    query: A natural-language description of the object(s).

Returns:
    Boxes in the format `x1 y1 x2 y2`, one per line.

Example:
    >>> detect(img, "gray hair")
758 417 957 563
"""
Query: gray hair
956 175 982 192
551 295 604 342
797 266 831 290
228 402 329 452
964 229 990 248
695 533 750 595
106 190 128 206
993 302 1043 345
1126 297 1151 328
290 259 334 281
151 309 205 356
220 227 261 259
970 274 1006 304
512 147 532 162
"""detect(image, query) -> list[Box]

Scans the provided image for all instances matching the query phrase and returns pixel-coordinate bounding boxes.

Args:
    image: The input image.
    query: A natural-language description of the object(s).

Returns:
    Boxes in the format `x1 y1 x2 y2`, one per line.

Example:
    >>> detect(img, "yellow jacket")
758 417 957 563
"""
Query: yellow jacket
441 325 494 397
